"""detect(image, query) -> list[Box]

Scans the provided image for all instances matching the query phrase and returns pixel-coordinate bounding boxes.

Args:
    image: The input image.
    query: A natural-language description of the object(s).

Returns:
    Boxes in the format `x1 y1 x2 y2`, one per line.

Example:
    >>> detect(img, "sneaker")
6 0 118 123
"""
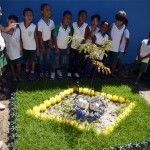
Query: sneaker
74 73 80 78
50 72 55 80
39 73 44 79
29 73 36 81
67 72 72 78
0 103 5 110
57 70 63 78
45 71 49 78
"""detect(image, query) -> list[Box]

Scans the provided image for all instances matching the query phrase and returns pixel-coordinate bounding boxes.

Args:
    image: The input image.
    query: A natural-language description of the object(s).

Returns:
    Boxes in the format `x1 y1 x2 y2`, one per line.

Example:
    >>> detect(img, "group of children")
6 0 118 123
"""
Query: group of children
0 4 150 106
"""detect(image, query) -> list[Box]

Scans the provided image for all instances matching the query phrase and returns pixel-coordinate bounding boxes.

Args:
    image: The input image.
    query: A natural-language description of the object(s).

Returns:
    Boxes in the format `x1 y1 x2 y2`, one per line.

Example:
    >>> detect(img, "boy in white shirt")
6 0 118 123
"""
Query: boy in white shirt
2 15 22 81
20 8 39 81
106 10 126 77
38 4 55 79
52 11 72 80
67 10 90 78
117 19 130 71
125 33 150 84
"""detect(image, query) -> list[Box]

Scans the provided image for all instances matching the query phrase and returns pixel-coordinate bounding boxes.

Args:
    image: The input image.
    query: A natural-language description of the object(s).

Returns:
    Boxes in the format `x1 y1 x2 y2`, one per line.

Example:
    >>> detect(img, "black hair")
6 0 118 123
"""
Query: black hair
91 14 101 22
115 10 126 21
100 20 109 27
63 10 72 17
40 3 49 11
78 10 87 16
124 18 128 26
23 8 33 16
8 15 18 22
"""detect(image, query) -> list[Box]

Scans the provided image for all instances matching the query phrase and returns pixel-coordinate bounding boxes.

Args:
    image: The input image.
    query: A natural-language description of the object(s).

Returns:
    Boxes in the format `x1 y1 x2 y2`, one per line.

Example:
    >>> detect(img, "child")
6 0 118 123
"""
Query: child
67 10 90 78
125 32 150 85
2 15 22 81
85 14 101 77
116 19 130 71
38 3 55 79
20 8 39 81
51 10 72 80
107 10 126 77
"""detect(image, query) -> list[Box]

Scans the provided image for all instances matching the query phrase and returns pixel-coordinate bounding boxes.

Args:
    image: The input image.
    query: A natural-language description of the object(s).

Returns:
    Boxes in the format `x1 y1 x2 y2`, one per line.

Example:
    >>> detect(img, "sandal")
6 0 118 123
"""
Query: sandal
0 93 6 100
0 87 9 93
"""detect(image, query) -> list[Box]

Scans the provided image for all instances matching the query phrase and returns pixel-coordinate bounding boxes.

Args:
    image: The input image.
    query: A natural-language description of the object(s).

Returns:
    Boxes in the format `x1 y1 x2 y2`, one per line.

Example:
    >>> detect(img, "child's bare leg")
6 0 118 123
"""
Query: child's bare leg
111 63 117 75
16 64 22 81
135 72 143 83
26 60 29 72
116 59 121 71
31 61 35 73
10 64 17 80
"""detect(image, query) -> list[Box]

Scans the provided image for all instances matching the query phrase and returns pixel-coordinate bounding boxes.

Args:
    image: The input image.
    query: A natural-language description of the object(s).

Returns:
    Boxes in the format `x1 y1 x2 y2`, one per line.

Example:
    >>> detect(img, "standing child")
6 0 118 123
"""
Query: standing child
51 10 72 80
125 32 150 84
20 8 39 81
38 3 55 79
85 14 101 77
2 15 22 81
116 19 130 71
107 10 126 77
67 10 90 78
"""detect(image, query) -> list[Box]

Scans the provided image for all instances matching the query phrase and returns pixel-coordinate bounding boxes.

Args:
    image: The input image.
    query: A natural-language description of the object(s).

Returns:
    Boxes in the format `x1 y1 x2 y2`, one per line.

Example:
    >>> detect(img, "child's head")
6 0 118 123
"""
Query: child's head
124 18 128 26
91 14 101 28
115 10 126 27
78 10 87 24
40 4 51 18
23 8 33 23
7 15 18 25
100 21 109 35
62 10 72 26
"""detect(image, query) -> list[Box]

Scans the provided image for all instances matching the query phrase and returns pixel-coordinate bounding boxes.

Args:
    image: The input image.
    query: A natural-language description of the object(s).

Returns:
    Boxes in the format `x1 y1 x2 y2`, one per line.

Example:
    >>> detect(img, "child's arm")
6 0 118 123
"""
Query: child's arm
38 31 46 55
66 29 73 54
20 33 23 57
83 26 90 43
3 47 10 60
137 43 142 63
34 28 40 56
0 23 18 33
124 38 129 53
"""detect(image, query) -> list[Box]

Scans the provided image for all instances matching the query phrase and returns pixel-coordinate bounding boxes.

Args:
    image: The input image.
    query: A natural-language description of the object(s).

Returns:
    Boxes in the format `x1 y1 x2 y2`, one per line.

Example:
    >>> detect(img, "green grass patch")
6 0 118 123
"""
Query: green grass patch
15 79 150 150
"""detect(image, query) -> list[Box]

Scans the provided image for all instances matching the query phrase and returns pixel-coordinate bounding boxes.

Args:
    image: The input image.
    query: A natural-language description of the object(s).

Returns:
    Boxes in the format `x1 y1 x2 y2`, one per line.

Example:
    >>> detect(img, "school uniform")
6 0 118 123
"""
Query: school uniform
53 23 72 69
37 18 55 73
108 23 125 64
133 39 150 72
19 22 37 61
68 22 88 75
2 28 21 64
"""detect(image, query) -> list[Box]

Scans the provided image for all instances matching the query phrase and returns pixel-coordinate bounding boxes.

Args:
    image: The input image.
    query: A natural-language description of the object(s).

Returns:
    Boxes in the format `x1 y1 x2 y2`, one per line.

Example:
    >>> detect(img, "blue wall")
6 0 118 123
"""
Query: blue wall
0 0 150 64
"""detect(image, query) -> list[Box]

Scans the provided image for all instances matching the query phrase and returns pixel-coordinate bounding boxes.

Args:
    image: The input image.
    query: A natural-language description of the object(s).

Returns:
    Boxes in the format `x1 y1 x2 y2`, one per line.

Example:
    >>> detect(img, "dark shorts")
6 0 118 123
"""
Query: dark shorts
132 60 148 73
23 49 36 61
118 52 124 60
104 51 118 64
7 57 22 65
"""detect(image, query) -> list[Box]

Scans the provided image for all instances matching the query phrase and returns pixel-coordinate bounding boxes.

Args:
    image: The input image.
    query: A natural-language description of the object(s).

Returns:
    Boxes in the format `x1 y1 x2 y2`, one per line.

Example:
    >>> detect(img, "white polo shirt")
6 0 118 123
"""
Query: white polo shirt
2 28 21 60
110 23 125 52
95 32 109 60
71 22 88 49
136 39 150 63
119 28 130 52
19 22 36 50
53 24 72 49
38 18 55 41
0 31 5 51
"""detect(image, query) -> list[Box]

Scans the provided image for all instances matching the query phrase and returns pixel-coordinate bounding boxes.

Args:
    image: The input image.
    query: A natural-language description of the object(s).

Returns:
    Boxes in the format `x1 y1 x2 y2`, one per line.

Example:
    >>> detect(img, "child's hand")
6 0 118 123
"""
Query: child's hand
37 49 40 56
8 23 19 29
55 47 60 55
42 48 46 55
66 47 70 54
20 50 23 57
5 53 10 60
49 40 53 48
138 56 142 63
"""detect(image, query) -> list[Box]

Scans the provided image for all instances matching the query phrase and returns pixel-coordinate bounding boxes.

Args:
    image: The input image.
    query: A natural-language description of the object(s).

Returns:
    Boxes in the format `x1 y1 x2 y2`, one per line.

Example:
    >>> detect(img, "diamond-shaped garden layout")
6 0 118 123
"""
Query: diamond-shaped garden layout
26 87 135 135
